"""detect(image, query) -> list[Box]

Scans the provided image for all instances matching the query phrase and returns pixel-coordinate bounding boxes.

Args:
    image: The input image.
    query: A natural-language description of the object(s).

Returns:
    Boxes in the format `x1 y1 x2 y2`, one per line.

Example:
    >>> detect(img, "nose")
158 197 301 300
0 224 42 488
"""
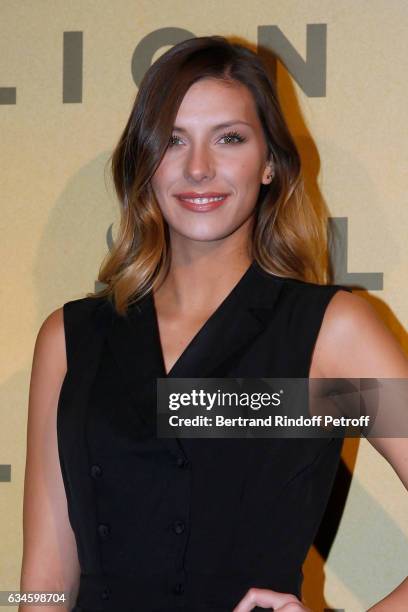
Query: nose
183 142 215 182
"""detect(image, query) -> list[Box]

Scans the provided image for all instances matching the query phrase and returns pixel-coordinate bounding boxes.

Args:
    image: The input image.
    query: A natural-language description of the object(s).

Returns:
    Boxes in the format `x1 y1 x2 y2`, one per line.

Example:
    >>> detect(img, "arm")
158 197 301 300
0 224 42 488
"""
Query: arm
315 290 408 612
19 308 81 612
231 289 408 612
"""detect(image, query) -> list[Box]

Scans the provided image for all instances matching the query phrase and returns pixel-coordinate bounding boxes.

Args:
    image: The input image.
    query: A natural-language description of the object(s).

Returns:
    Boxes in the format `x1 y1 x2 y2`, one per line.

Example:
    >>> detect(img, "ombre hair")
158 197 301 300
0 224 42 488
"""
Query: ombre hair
89 35 331 315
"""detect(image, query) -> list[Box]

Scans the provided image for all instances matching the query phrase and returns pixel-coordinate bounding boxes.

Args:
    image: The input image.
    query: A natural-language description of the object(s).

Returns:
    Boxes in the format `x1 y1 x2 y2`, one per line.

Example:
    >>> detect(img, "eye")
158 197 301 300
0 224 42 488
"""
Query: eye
168 134 183 147
167 130 247 148
218 130 246 144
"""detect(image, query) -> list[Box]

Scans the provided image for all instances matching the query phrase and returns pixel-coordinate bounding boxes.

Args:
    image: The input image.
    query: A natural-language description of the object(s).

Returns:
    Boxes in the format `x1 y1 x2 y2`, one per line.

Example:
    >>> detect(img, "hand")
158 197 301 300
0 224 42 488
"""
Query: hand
232 587 312 611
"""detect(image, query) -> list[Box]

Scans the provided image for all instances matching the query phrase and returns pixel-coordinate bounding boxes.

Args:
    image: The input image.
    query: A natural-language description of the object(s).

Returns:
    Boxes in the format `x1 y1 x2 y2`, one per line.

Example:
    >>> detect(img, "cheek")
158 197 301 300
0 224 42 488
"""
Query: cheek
150 169 165 193
234 162 263 196
232 146 264 177
150 159 175 194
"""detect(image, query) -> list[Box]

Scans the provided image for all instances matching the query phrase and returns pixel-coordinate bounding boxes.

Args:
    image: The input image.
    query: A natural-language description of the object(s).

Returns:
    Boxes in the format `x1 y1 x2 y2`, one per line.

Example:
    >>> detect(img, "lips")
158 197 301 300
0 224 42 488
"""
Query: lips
174 192 230 212
175 191 228 200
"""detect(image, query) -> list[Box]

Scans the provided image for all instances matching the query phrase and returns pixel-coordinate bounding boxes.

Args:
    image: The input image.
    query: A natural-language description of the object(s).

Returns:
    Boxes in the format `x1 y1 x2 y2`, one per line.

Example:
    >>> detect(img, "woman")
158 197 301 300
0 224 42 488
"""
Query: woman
20 36 408 611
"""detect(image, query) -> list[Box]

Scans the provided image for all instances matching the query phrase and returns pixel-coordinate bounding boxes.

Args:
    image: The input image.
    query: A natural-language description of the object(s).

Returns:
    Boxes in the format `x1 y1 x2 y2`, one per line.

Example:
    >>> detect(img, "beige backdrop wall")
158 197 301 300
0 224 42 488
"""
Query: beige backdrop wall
1 1 407 611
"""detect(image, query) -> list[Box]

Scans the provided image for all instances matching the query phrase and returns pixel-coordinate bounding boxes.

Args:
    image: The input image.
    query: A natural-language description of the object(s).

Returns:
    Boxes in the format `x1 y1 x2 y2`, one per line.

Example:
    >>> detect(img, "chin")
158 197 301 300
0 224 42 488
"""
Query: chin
171 224 238 242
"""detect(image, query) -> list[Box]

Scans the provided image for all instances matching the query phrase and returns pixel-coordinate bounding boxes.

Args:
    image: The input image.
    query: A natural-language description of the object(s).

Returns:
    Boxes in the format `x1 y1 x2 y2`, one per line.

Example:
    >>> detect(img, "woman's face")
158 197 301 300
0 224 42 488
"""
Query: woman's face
150 77 273 245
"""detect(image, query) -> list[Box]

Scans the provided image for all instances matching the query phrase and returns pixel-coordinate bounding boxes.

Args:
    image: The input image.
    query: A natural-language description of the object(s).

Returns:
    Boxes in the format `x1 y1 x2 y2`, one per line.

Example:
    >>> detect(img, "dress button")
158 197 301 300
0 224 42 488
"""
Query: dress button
174 582 185 595
100 587 110 600
97 523 110 538
90 464 102 478
176 456 189 468
173 520 185 535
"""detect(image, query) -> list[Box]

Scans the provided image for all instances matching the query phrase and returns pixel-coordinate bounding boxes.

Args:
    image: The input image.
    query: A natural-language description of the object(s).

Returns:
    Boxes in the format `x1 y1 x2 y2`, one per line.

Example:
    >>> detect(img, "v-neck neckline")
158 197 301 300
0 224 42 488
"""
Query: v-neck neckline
149 259 257 377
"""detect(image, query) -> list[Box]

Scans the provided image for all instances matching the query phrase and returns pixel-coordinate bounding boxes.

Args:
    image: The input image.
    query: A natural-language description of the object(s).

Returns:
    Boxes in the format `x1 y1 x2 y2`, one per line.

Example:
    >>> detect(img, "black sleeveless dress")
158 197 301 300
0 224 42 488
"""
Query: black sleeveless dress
57 260 352 612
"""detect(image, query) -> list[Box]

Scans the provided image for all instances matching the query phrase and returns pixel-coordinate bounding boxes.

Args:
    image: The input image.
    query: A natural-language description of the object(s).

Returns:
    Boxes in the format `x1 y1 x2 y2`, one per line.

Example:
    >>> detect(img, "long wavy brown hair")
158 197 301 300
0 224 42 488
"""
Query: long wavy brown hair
88 35 330 316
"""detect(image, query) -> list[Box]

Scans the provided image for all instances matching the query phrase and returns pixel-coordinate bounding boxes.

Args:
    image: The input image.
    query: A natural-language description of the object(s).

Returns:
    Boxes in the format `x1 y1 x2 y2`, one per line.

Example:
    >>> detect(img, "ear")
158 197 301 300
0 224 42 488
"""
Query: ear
261 159 274 185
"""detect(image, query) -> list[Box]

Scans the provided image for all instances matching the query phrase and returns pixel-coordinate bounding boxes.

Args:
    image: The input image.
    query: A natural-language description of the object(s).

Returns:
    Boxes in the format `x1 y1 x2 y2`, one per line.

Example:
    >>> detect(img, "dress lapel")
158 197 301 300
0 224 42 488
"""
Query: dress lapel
105 260 284 458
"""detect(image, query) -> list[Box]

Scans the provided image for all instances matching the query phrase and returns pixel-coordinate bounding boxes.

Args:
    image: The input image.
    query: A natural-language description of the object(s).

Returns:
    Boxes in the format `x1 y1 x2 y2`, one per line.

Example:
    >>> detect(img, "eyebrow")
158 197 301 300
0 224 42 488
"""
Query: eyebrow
172 120 253 133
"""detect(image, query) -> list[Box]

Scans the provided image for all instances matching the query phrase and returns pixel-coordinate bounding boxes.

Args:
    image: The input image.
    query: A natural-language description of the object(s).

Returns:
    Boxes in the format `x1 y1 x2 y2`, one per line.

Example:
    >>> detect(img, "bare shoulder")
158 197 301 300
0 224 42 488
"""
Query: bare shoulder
320 289 377 336
38 306 64 338
311 289 408 378
33 306 67 380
